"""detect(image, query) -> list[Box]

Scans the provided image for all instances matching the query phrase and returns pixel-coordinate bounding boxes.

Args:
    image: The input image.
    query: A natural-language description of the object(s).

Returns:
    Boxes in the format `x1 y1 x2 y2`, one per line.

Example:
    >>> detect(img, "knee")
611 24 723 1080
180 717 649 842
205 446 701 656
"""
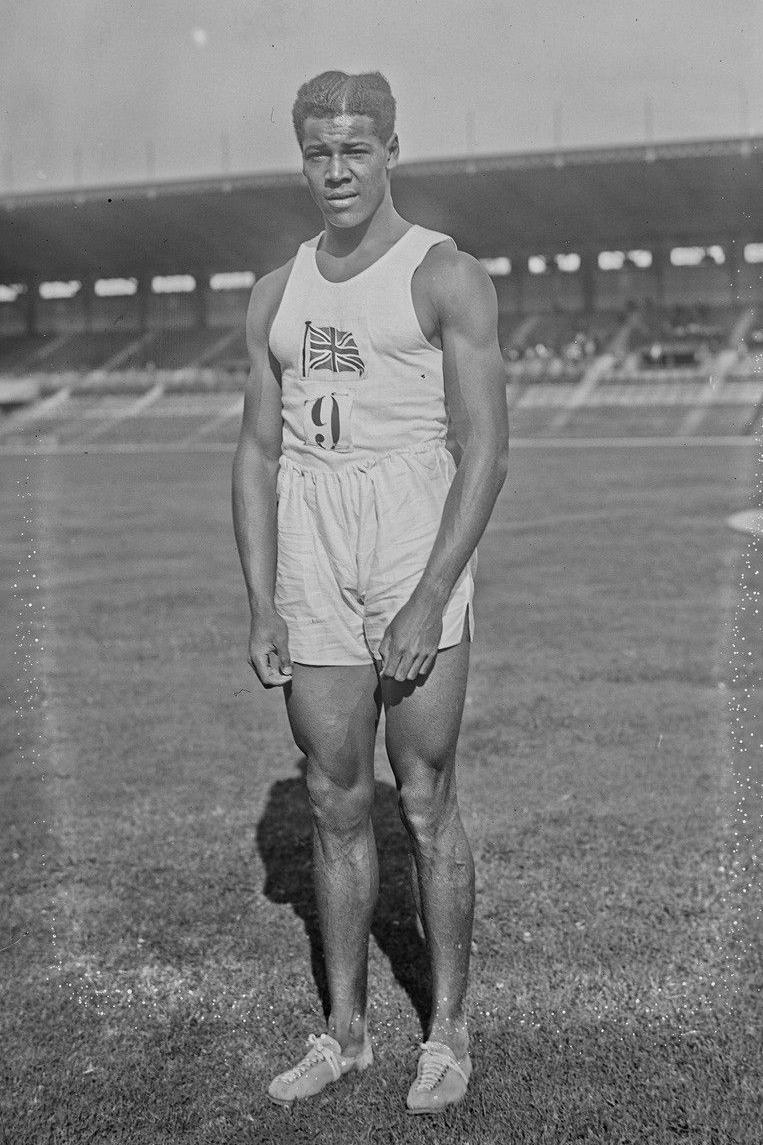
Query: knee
306 763 374 837
397 777 454 848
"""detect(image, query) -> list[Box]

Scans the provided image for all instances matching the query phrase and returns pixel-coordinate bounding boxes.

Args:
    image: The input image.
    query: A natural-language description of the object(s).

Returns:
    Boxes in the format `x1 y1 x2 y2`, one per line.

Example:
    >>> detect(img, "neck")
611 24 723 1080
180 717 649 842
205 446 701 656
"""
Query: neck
321 189 405 258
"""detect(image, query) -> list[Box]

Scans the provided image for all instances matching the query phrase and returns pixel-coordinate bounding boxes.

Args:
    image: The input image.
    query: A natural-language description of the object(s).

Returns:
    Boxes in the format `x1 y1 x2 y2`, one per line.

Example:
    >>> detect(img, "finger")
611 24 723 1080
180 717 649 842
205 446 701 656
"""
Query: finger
267 649 292 684
273 637 293 678
393 652 416 682
249 651 273 686
250 648 288 688
418 650 437 678
405 653 427 681
377 633 391 672
380 647 402 679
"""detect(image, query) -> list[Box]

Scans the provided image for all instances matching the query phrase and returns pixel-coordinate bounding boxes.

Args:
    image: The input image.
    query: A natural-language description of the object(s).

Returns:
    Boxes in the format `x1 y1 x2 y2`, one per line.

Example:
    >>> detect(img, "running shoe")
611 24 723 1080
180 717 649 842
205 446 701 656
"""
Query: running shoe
406 1039 472 1114
268 1032 373 1107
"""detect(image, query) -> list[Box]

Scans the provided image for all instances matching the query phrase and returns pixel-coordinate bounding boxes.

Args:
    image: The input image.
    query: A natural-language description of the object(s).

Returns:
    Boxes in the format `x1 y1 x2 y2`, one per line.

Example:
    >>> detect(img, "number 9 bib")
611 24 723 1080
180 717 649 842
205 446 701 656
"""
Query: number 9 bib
302 389 355 452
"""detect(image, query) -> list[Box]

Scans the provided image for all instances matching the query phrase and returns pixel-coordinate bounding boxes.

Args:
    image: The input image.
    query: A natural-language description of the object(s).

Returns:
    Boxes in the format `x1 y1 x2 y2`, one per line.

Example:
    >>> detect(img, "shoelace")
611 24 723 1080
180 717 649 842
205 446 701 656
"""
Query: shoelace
280 1034 341 1083
414 1041 469 1091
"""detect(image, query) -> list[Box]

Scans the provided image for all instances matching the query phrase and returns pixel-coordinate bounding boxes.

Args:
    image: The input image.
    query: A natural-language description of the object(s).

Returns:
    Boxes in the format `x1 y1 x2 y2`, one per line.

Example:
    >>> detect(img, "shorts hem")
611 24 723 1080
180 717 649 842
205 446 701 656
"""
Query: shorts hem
290 656 375 667
437 600 475 651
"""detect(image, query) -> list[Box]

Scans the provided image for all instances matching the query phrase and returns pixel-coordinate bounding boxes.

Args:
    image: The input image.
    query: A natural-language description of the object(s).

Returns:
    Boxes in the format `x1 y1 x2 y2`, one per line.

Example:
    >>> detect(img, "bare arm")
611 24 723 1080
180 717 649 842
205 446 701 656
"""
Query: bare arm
231 269 291 687
379 250 509 680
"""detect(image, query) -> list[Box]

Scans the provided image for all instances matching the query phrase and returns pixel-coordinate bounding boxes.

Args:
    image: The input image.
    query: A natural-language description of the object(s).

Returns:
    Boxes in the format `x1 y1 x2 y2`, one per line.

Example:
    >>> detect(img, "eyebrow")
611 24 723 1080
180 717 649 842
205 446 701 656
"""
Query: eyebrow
303 138 371 149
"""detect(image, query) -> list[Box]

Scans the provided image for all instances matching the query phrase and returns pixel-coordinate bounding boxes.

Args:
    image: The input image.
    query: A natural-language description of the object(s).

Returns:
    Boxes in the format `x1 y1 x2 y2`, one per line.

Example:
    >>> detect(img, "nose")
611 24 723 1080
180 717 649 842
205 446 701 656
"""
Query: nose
326 154 350 184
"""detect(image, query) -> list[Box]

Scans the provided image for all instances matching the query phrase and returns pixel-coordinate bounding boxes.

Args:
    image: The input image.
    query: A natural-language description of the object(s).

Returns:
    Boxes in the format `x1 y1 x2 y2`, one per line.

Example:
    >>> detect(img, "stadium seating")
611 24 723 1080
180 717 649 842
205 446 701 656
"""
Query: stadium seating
1 303 760 406
30 331 139 372
0 334 58 373
0 326 249 375
123 328 225 370
2 137 759 444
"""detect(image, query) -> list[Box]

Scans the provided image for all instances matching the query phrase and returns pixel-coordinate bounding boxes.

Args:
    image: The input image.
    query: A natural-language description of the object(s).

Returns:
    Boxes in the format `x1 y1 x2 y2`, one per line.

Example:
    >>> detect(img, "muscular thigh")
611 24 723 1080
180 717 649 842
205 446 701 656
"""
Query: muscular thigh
285 663 381 787
382 639 470 789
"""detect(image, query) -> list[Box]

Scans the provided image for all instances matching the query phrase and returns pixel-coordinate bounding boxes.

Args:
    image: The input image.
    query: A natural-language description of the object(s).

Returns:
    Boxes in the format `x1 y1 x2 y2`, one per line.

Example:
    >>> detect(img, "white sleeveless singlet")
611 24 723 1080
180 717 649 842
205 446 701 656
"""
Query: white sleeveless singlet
268 223 475 665
268 224 456 471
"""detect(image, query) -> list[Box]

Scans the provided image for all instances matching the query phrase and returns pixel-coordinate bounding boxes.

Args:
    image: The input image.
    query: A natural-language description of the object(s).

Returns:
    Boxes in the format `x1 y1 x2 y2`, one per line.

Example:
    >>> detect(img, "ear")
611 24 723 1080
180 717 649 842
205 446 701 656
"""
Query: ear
385 132 400 170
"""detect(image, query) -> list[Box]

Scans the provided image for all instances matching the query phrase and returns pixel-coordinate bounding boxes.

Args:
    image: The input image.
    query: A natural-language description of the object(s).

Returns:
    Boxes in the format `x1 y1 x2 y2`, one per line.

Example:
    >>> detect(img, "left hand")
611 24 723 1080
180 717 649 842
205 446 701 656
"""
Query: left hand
377 595 444 681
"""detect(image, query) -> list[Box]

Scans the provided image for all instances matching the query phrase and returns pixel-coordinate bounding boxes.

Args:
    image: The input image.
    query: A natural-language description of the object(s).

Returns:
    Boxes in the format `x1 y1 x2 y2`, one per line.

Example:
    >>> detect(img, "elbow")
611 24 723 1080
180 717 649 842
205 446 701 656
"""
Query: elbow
232 430 250 469
494 447 509 491
464 430 509 488
231 439 248 494
492 428 509 487
471 441 508 495
233 436 277 475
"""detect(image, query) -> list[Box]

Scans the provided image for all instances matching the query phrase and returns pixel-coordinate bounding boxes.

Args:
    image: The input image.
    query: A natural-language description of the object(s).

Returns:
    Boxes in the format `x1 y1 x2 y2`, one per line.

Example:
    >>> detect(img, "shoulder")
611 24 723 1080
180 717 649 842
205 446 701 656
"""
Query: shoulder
416 242 496 322
245 258 296 351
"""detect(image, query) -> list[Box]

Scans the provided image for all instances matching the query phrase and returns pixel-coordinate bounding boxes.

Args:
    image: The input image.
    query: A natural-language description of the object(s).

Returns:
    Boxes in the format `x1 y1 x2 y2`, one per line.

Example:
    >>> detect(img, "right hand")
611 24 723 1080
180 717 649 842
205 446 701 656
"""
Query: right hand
248 612 293 688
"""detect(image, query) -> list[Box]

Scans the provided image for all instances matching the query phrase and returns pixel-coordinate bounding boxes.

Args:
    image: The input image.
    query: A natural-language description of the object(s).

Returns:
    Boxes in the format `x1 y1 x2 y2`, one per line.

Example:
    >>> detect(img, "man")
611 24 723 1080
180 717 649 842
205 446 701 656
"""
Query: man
232 70 508 1115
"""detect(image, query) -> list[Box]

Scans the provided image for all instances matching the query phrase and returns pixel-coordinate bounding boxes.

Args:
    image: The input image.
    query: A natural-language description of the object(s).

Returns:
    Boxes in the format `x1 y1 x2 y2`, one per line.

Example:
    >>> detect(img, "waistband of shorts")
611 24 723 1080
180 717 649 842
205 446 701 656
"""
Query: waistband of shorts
279 438 452 478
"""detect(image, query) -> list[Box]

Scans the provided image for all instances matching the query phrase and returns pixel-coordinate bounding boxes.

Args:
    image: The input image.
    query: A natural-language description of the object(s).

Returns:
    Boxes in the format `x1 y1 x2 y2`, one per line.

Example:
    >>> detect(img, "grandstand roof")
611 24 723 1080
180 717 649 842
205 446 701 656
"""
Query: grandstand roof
0 136 760 280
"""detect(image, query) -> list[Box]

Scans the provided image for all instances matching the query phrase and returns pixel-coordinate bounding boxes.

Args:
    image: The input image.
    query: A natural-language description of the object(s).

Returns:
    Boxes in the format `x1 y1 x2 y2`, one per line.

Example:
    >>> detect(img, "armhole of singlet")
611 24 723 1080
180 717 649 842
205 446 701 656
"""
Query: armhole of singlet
407 233 457 350
267 244 314 359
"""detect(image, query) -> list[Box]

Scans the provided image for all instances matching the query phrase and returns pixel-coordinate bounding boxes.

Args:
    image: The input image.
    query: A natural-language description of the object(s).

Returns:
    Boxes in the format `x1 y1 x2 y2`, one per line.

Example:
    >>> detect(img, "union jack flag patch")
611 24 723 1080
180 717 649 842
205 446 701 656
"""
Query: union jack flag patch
302 321 365 376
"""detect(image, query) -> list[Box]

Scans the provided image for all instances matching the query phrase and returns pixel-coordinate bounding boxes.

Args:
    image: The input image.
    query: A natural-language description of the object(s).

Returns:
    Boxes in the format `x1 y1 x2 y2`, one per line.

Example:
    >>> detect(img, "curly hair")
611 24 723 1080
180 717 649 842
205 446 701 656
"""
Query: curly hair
292 71 396 145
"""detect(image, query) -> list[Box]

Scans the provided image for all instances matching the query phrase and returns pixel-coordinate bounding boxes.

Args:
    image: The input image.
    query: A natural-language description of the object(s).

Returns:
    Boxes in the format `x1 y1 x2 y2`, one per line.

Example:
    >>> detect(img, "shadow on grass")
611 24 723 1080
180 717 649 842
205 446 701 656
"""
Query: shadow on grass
255 757 431 1033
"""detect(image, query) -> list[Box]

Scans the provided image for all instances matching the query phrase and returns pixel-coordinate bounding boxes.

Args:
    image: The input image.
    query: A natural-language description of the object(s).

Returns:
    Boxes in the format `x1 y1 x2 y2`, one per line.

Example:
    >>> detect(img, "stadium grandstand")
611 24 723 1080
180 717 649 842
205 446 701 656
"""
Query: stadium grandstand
1 134 761 448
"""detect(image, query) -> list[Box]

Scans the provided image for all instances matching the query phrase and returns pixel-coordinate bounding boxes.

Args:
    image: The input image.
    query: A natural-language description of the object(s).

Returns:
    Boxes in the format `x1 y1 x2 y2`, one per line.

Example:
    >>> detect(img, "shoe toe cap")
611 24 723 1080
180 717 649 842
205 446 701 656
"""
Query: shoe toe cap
406 1069 470 1113
407 1089 439 1112
267 1077 292 1104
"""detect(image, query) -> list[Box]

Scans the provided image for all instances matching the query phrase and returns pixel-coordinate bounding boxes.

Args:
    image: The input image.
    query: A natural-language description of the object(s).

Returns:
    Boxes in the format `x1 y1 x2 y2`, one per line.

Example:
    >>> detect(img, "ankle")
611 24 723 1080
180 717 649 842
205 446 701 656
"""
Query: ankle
427 1016 469 1057
327 1011 368 1052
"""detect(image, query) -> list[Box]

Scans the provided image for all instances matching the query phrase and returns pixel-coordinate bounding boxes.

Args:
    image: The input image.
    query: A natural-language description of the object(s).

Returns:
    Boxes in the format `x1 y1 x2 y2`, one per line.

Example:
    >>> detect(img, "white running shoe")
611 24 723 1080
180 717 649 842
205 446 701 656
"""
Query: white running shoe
268 1032 373 1107
406 1040 472 1114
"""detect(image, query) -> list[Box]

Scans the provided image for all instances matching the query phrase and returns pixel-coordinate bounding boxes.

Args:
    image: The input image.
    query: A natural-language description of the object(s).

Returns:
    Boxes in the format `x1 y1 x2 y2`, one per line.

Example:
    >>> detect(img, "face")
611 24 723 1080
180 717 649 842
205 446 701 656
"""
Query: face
300 114 398 227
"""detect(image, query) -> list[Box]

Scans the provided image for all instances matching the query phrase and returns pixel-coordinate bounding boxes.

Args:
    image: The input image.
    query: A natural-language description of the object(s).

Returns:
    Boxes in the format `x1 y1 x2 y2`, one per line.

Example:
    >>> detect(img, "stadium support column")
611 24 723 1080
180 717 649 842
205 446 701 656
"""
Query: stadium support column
653 244 670 307
24 277 39 336
580 249 596 315
194 271 208 329
514 255 527 316
136 276 150 333
81 273 94 333
725 239 742 306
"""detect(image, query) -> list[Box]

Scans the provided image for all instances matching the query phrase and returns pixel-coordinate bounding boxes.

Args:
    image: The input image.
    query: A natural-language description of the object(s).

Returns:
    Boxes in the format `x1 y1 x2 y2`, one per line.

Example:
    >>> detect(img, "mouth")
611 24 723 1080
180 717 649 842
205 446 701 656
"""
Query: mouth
324 193 358 204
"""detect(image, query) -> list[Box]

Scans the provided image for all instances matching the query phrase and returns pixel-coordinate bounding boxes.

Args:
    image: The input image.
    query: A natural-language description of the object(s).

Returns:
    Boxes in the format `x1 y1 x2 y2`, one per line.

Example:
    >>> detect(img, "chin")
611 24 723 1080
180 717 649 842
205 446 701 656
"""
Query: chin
322 206 366 228
328 210 366 228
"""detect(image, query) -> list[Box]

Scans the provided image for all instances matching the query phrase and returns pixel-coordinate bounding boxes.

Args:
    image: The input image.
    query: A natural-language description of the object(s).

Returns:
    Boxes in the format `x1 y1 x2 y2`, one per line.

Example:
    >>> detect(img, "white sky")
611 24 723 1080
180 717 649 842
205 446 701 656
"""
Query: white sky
1 0 760 191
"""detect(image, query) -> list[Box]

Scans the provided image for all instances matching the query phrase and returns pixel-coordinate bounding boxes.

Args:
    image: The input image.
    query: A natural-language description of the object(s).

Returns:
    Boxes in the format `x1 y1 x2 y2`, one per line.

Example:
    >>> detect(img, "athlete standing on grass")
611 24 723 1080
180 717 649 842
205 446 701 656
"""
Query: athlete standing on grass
232 70 508 1115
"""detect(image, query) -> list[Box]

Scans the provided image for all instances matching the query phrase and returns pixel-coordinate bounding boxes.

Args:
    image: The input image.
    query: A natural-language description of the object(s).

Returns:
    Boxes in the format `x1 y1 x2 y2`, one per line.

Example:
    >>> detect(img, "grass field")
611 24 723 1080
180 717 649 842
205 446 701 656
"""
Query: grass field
1 437 761 1144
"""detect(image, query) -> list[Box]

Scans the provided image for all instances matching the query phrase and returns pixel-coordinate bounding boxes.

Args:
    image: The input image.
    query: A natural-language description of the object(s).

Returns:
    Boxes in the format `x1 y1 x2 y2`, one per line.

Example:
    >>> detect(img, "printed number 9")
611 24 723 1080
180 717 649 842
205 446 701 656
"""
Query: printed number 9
311 395 340 449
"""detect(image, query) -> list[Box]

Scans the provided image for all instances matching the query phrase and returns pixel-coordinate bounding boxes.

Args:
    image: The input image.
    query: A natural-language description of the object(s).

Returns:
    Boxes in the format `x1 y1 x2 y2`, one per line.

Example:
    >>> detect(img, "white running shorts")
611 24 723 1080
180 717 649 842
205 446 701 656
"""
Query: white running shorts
274 444 476 666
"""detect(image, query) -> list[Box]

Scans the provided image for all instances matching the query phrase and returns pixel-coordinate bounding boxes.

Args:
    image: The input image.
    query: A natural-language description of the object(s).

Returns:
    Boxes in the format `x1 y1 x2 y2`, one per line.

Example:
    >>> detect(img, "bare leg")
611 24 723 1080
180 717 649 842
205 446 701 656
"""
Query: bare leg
284 662 381 1054
382 637 474 1058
